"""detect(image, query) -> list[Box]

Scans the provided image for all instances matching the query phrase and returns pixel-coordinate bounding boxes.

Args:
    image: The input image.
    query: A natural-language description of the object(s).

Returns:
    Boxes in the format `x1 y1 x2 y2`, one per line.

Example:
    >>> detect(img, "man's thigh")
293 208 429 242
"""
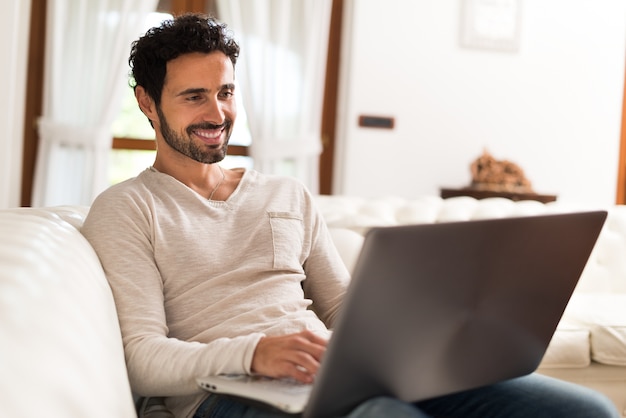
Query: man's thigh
415 373 619 418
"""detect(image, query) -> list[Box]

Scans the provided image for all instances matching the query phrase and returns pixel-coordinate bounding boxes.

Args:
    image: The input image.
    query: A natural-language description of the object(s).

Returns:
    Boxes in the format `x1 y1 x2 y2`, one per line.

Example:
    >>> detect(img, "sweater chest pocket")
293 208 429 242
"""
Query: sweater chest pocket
268 212 305 271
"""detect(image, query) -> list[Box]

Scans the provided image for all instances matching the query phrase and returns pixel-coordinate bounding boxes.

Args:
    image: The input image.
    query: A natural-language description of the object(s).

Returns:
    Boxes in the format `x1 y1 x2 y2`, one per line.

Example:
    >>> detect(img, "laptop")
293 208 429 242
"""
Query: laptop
197 210 607 417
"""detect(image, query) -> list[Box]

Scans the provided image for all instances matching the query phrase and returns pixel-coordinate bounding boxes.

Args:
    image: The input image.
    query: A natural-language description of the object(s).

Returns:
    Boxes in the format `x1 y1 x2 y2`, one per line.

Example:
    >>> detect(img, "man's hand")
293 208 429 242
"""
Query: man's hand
251 330 328 383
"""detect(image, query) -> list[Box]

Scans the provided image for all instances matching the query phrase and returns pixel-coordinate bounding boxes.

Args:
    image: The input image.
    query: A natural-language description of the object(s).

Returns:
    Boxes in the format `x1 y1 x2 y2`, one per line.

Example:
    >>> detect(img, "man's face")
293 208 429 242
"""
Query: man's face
155 51 237 164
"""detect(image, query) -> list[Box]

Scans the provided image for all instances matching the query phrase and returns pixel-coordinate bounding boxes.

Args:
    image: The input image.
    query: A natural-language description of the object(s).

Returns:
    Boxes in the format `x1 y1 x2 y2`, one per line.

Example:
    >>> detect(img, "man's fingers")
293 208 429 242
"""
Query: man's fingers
251 331 329 382
289 331 327 361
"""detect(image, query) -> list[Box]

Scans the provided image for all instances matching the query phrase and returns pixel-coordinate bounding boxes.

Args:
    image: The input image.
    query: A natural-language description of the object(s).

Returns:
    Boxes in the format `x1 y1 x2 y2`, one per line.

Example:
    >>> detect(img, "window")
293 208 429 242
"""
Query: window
21 0 339 205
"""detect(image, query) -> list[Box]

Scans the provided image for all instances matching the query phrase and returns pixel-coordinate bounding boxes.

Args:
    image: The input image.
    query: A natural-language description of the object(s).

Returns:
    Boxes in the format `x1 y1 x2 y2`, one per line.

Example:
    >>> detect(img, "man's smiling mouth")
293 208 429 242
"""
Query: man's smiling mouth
188 121 231 145
189 123 226 145
194 128 222 140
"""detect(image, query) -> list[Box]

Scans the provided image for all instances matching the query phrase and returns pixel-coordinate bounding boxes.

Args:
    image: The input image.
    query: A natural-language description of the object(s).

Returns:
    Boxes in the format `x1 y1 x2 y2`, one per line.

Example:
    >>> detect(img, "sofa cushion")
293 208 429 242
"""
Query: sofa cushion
540 322 591 368
328 227 364 273
564 294 626 366
0 208 136 418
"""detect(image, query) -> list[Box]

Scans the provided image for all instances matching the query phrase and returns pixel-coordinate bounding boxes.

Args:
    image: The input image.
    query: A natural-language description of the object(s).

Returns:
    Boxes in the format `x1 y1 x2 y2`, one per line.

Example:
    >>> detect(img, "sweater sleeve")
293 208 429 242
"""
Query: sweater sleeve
81 187 263 397
301 192 352 328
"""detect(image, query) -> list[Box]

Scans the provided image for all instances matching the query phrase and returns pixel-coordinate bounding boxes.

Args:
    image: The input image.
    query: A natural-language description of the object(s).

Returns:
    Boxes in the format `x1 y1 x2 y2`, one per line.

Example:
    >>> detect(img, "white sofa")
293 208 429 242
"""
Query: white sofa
1 196 625 417
0 206 136 418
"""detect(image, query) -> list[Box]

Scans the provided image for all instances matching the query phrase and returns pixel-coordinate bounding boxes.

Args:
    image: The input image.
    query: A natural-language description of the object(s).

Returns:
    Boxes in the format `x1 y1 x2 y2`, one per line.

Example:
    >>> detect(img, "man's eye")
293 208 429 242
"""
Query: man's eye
220 91 234 99
187 95 201 101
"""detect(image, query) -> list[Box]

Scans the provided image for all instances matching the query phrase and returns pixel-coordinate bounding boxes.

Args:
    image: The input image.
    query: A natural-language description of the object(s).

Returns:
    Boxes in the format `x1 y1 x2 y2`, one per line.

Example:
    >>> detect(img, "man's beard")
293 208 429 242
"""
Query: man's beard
156 106 231 164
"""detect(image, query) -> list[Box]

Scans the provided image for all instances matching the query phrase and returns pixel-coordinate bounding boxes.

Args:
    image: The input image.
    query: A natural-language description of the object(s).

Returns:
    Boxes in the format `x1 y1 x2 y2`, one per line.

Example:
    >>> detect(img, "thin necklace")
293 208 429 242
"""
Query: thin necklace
208 165 226 201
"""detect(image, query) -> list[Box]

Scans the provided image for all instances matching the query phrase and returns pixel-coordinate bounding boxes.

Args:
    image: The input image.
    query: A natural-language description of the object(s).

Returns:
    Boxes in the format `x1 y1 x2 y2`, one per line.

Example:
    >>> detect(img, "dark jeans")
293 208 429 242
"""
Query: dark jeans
193 373 619 418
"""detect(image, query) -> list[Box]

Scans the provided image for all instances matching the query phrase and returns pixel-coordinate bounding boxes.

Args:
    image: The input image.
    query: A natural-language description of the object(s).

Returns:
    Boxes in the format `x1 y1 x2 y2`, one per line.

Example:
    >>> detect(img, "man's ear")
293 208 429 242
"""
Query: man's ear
135 86 158 122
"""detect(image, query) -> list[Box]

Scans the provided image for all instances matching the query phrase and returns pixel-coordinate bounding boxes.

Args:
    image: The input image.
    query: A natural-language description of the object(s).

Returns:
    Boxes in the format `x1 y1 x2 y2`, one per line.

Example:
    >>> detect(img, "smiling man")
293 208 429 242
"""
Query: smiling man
83 14 346 418
81 13 619 418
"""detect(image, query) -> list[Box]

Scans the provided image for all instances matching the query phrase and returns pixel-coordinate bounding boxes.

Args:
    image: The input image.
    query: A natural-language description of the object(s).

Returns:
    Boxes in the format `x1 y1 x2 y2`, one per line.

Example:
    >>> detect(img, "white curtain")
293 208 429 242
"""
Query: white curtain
217 0 333 194
32 0 158 207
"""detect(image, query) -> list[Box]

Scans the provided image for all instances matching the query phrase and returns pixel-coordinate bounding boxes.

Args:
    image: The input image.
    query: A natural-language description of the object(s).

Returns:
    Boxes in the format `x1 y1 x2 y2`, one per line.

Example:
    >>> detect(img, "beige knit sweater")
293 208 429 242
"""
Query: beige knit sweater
81 167 350 417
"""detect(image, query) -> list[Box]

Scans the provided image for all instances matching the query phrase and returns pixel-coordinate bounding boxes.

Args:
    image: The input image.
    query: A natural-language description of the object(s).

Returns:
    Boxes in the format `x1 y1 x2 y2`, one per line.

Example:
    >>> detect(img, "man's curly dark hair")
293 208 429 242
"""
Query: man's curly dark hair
129 13 240 107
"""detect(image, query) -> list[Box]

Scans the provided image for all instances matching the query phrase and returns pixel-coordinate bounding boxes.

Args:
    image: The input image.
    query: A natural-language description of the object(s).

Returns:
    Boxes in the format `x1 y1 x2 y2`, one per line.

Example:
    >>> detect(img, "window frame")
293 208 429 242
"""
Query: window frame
21 0 340 206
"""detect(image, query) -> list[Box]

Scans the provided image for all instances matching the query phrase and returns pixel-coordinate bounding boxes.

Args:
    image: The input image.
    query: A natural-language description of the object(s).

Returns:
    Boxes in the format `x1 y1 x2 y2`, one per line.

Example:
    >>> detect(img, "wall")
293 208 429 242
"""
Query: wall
3 1 625 207
334 0 626 206
0 0 31 208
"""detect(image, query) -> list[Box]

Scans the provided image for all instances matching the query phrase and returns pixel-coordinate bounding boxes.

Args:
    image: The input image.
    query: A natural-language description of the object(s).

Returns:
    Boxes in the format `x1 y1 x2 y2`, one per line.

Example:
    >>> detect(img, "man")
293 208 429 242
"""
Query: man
82 13 619 418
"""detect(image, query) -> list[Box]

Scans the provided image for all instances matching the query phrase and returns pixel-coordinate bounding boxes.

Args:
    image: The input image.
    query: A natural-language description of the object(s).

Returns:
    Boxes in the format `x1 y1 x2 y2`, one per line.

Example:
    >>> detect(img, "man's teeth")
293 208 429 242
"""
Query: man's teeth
196 130 221 139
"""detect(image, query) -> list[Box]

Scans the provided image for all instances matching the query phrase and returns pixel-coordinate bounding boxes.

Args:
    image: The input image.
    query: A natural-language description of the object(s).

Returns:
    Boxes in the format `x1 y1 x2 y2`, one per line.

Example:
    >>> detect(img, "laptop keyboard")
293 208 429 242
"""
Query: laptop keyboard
247 376 312 395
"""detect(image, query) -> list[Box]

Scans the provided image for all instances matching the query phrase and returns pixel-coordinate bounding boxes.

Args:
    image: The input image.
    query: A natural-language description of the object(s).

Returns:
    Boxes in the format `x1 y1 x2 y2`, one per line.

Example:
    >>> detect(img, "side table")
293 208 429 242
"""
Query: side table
440 187 557 203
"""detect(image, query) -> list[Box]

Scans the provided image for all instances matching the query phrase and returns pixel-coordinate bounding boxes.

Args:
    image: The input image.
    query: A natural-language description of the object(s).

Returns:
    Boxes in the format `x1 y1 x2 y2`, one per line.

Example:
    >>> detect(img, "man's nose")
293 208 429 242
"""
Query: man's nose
203 99 225 124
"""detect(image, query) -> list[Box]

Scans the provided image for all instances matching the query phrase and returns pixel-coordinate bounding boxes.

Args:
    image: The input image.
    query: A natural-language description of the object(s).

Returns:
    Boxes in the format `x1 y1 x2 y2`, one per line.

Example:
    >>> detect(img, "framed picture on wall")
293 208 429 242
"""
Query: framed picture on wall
460 0 522 52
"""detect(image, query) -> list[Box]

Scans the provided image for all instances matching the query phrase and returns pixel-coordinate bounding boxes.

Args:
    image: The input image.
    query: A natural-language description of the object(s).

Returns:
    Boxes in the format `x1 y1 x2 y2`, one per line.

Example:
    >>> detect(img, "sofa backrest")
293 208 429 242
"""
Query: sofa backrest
316 195 626 294
580 205 626 293
0 207 136 418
